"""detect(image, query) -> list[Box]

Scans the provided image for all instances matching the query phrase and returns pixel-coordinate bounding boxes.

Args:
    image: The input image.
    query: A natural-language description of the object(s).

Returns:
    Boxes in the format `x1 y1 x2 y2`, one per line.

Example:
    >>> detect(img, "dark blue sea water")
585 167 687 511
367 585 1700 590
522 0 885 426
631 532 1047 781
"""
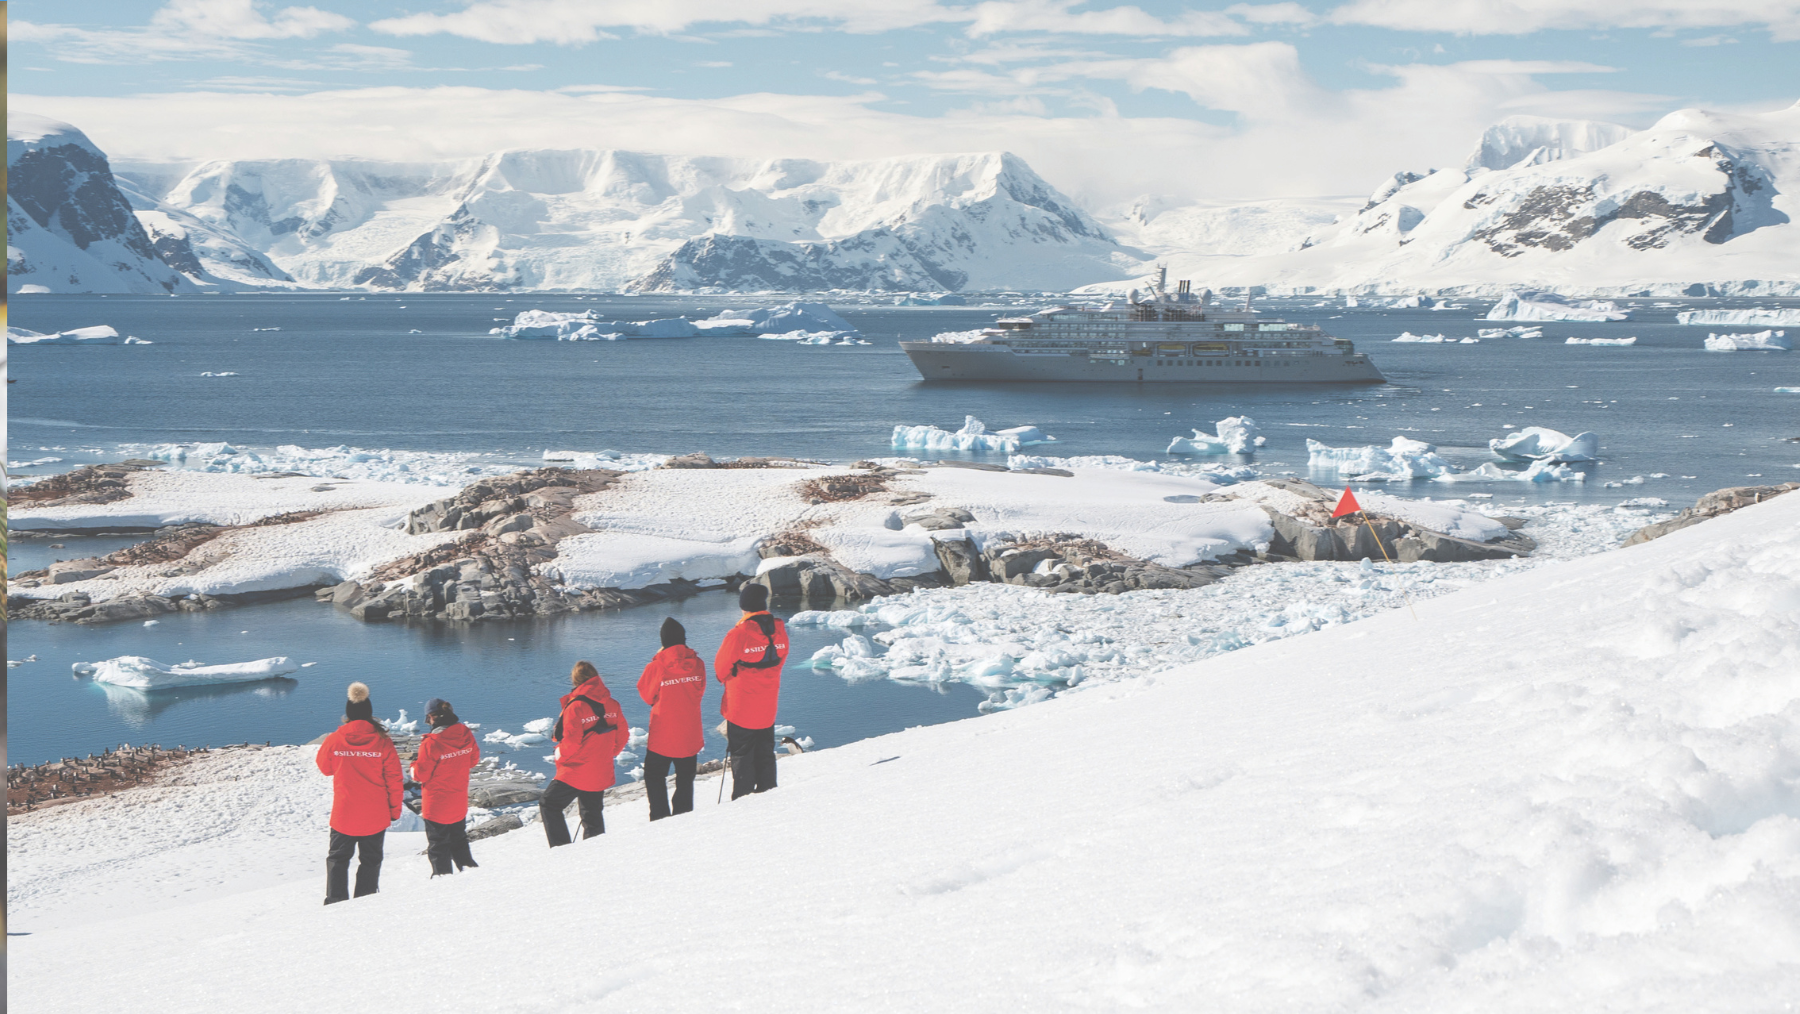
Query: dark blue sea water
8 292 1799 767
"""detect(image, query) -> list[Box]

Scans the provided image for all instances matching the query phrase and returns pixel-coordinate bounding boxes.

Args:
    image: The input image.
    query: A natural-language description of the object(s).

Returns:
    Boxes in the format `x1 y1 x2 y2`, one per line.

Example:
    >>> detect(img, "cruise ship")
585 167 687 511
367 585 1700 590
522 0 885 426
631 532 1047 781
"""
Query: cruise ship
901 272 1385 384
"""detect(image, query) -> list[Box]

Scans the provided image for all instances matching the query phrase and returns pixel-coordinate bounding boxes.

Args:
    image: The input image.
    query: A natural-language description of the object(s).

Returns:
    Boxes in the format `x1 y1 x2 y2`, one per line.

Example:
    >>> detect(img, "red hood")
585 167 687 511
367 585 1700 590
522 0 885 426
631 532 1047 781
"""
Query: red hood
560 675 614 708
337 719 391 748
432 722 476 751
656 645 704 674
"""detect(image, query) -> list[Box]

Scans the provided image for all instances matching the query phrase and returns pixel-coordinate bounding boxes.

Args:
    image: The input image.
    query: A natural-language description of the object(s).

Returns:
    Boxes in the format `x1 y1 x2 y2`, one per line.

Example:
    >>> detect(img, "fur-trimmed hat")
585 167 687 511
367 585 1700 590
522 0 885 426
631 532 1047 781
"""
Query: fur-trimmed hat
345 682 373 722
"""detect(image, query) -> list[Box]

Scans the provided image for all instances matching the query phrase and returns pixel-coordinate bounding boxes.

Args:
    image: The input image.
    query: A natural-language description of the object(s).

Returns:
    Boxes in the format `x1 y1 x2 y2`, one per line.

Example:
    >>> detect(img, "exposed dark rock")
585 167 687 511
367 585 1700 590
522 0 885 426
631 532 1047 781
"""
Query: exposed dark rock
9 461 162 506
1624 482 1798 546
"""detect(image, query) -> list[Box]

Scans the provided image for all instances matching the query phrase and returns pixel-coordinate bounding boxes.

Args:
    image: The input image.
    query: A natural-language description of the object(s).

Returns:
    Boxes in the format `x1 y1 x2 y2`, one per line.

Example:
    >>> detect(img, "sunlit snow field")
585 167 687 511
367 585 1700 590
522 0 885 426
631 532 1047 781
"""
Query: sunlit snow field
8 292 1799 770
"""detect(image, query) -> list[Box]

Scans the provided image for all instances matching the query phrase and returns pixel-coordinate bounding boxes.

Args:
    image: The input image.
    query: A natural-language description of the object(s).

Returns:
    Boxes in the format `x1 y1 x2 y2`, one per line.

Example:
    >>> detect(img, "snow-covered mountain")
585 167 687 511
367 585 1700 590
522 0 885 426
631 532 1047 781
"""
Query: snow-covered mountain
7 114 195 294
1086 106 1800 296
117 149 1143 292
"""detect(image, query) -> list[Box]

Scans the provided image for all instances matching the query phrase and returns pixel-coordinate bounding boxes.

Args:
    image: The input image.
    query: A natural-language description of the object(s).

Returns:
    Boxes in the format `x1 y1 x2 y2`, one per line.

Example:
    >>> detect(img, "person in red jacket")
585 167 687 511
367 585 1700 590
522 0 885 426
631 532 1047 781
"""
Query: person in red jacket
715 584 788 799
315 682 403 904
637 617 707 820
540 661 630 847
411 697 481 877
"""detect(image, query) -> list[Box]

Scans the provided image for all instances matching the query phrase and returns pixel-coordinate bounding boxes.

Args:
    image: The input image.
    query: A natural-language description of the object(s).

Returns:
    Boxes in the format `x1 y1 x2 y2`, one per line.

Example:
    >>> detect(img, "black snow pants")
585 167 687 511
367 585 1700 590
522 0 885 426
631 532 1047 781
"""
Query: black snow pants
726 722 777 799
424 817 478 876
539 778 605 847
644 750 697 820
325 829 385 904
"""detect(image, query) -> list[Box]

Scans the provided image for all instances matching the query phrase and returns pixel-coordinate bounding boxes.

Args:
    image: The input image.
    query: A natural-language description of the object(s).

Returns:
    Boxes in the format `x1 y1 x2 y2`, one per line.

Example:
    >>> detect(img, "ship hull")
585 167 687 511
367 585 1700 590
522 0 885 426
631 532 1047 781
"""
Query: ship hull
901 343 1387 384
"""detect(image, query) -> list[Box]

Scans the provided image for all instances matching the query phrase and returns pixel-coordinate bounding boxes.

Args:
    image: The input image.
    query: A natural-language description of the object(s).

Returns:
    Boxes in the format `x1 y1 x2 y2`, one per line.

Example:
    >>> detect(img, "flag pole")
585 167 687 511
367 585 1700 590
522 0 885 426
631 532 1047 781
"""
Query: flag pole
1359 509 1419 622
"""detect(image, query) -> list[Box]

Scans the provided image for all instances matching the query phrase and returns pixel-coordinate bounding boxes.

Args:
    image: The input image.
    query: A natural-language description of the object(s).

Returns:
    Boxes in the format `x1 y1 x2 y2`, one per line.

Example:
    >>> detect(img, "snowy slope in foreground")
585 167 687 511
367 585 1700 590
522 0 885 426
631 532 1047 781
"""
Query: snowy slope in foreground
13 492 1800 1010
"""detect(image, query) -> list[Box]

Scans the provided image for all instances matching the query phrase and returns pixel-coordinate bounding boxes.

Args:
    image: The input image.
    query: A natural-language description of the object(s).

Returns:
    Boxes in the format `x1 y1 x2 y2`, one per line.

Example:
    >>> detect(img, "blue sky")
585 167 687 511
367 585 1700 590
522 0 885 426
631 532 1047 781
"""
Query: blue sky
11 0 1797 204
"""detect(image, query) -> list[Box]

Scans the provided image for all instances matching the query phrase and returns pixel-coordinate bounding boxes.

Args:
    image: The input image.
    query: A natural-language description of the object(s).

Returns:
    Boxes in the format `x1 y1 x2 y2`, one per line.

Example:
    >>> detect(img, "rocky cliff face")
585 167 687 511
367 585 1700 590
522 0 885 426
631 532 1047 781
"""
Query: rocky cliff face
6 114 195 294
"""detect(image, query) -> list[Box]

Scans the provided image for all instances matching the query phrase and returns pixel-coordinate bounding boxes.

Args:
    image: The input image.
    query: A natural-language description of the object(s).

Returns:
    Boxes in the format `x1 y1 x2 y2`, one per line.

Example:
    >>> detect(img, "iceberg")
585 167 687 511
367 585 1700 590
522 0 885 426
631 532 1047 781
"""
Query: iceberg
1564 336 1637 345
1703 330 1789 351
1677 308 1800 327
1485 291 1629 322
892 416 1055 453
1306 437 1453 478
696 302 857 335
1434 459 1587 483
79 655 299 690
7 325 152 345
1488 427 1599 462
1168 416 1263 455
1477 326 1544 338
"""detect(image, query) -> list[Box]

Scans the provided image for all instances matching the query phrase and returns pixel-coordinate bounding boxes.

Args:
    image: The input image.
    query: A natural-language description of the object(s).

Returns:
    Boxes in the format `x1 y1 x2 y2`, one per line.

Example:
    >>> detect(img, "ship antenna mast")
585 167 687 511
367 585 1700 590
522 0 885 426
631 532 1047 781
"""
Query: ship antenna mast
1154 264 1168 300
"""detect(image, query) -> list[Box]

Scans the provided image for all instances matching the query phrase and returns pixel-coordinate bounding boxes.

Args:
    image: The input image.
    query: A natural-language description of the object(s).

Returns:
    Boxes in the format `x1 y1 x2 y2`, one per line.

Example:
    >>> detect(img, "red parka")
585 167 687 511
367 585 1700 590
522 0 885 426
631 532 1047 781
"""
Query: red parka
553 675 631 792
714 612 788 729
637 645 707 758
316 720 404 836
410 722 481 824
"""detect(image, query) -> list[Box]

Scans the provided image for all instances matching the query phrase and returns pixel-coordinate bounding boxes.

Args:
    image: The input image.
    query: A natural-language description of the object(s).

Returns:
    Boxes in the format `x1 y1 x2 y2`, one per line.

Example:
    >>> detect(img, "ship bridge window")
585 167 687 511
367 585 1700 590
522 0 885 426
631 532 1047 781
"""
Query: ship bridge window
1260 323 1289 331
1222 323 1245 331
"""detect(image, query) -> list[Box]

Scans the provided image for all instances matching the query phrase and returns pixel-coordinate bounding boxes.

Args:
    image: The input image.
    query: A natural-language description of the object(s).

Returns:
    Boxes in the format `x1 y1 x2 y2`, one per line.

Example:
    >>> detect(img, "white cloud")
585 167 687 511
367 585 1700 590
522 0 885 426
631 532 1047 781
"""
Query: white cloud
14 0 356 64
1327 0 1800 41
369 0 956 42
961 1 1247 37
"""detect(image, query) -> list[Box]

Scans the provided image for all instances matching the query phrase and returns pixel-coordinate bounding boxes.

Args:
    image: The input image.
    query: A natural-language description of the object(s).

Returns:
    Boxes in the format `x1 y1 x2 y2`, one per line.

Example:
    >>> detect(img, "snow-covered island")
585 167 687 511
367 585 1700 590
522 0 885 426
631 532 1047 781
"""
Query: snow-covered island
9 456 1539 628
9 477 1799 1011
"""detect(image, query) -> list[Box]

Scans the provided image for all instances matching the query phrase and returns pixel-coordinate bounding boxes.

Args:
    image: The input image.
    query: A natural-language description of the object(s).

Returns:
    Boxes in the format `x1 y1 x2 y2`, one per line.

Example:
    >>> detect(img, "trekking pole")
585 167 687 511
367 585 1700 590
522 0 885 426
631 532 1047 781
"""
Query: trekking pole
717 754 729 804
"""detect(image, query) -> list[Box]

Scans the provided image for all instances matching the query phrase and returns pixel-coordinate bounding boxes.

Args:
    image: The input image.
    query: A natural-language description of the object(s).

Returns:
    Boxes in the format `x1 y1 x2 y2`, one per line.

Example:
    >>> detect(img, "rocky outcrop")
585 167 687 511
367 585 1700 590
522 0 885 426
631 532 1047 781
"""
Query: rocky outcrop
8 460 167 508
1624 483 1798 545
1242 478 1536 563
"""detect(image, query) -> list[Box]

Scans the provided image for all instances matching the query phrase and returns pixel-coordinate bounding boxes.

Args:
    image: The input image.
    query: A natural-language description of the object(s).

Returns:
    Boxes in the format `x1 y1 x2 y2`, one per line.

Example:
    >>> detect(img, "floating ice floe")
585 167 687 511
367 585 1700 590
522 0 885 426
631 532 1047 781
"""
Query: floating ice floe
1485 291 1630 322
483 722 552 751
1777 386 1800 394
1433 459 1587 483
9 456 63 468
1389 332 1477 343
1477 326 1544 339
7 325 153 345
199 371 241 376
1168 416 1263 455
1564 336 1637 346
758 330 864 344
131 441 539 486
699 302 857 335
1677 308 1800 327
1005 453 1259 484
1306 436 1453 478
892 416 1055 453
493 301 859 341
1703 330 1789 351
74 655 299 690
1489 427 1600 462
540 449 670 471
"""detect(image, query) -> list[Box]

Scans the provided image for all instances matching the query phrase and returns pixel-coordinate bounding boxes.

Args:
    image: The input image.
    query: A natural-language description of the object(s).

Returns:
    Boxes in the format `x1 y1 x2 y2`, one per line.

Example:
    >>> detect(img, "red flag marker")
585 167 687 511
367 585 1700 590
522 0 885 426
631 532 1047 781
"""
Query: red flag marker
1331 485 1362 518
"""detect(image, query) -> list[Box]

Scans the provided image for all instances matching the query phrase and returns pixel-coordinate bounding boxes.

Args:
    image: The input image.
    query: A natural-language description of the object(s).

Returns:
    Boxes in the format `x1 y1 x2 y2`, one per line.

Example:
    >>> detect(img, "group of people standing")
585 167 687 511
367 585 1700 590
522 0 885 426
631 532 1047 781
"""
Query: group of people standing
314 584 791 905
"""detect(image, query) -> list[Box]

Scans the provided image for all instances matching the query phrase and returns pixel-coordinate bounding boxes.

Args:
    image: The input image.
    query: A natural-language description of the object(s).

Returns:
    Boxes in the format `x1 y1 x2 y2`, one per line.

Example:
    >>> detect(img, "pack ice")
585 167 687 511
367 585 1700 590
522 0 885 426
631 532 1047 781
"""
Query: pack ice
891 416 1054 453
1703 330 1790 351
491 301 859 341
74 655 299 690
1484 290 1630 322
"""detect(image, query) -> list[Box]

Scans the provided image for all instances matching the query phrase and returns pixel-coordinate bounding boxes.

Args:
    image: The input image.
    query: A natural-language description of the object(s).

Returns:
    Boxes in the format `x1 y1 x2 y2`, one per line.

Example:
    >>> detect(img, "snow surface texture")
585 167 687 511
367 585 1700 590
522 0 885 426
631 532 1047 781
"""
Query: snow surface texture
78 655 299 690
1678 308 1800 326
1704 330 1790 351
9 471 458 603
1489 427 1600 462
1168 416 1262 455
7 325 152 345
1484 290 1630 322
15 491 1796 1012
891 416 1054 453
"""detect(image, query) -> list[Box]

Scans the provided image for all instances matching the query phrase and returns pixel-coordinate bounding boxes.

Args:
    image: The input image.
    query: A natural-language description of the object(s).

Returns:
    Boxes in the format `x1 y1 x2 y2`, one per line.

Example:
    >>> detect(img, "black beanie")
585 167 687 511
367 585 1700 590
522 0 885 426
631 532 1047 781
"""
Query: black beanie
660 617 686 648
738 583 769 612
345 682 374 722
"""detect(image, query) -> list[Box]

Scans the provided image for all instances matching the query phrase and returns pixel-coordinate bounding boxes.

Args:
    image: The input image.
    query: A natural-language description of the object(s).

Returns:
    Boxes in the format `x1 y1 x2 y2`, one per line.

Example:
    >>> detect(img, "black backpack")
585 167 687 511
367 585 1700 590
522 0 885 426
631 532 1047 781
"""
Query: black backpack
552 694 617 742
731 614 784 676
